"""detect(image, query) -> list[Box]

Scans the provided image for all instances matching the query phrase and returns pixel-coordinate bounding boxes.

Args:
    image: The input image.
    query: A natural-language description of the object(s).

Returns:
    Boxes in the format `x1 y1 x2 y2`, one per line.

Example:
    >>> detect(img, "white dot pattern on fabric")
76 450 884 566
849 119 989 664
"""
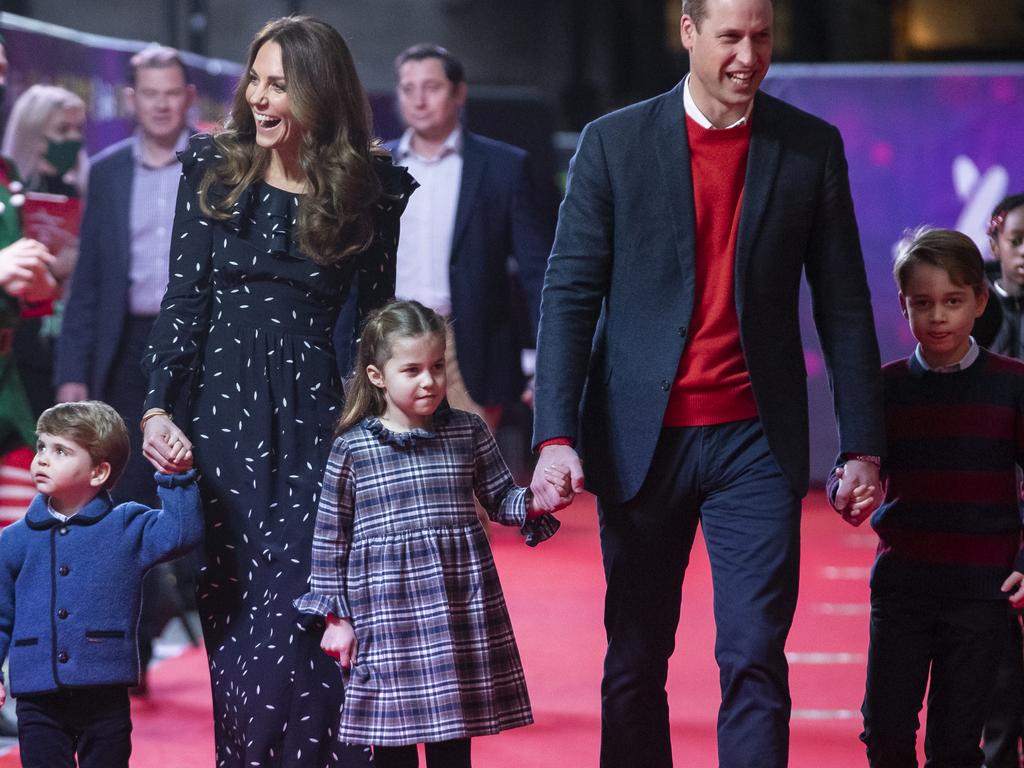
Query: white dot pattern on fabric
141 135 415 767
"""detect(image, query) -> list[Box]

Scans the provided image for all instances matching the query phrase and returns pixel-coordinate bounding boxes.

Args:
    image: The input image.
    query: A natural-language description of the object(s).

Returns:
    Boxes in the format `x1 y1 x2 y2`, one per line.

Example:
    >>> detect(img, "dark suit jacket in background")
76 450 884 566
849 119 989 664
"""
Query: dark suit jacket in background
384 130 553 407
55 138 135 398
533 81 885 503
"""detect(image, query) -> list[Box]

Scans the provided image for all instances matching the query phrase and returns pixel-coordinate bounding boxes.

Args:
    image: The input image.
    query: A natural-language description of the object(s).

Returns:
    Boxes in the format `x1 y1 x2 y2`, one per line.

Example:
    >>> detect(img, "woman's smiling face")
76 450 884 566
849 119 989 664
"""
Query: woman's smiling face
247 41 304 158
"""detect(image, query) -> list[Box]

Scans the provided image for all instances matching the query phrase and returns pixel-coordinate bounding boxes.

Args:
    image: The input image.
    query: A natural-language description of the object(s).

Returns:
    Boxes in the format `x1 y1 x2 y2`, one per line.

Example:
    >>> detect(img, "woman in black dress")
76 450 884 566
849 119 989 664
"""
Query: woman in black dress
140 17 414 767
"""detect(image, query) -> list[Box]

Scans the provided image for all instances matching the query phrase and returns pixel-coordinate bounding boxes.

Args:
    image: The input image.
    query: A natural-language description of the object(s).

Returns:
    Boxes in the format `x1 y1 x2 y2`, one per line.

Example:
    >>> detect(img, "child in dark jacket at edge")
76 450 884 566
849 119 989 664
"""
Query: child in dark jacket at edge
0 400 201 768
828 227 1024 768
978 193 1024 768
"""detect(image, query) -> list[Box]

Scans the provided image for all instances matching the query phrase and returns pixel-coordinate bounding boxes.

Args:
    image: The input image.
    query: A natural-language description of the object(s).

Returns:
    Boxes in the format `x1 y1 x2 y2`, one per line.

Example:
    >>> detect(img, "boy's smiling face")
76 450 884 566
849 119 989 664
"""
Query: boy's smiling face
899 262 988 370
31 433 110 515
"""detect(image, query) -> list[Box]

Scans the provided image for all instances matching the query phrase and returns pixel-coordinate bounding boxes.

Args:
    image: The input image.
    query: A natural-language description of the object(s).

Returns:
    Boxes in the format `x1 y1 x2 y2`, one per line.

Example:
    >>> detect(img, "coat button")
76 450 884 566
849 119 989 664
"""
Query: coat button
59 527 68 536
661 380 671 392
59 565 69 576
57 608 68 619
58 651 69 663
678 326 687 337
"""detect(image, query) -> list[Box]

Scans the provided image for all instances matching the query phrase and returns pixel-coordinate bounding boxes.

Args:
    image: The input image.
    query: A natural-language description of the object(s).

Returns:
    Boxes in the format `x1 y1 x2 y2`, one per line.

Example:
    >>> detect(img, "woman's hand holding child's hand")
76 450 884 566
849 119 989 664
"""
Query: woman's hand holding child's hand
143 414 194 474
321 615 357 669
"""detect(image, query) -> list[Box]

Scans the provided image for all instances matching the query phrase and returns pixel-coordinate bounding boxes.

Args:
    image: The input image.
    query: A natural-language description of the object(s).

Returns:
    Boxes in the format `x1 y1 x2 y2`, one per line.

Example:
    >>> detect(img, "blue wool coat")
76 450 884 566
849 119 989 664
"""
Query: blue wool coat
0 470 202 695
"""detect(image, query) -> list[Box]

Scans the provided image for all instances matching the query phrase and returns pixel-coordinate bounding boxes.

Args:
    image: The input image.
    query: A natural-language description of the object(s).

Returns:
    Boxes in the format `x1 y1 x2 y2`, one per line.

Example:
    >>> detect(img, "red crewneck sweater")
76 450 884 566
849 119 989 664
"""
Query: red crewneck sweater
663 115 758 427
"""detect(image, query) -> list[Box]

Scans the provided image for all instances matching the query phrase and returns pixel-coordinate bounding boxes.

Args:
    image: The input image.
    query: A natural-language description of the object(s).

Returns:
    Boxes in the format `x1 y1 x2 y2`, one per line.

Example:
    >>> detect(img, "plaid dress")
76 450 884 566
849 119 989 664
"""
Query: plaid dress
295 407 558 746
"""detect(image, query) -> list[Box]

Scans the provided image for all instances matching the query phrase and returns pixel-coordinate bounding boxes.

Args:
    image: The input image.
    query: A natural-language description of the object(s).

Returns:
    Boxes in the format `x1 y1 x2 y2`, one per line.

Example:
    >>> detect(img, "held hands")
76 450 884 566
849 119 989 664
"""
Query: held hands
0 238 57 303
142 413 194 474
831 460 880 527
544 464 574 499
530 444 584 513
527 463 574 517
321 615 357 669
1003 571 1024 609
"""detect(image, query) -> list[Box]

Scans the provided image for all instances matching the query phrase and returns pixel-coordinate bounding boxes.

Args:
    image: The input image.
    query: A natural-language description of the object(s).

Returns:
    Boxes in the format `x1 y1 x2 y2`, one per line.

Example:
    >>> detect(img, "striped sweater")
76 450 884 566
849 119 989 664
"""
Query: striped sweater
828 348 1024 599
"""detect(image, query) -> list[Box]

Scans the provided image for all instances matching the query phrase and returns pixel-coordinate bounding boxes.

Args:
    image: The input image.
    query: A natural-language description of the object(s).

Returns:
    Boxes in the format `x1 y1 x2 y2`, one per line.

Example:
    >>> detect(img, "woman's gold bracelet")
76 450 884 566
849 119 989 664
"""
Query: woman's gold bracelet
139 408 170 432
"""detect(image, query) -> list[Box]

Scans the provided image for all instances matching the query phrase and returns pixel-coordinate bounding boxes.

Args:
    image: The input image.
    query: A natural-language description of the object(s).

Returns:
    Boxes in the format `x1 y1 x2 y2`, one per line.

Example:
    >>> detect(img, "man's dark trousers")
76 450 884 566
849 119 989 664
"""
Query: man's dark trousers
598 417 800 768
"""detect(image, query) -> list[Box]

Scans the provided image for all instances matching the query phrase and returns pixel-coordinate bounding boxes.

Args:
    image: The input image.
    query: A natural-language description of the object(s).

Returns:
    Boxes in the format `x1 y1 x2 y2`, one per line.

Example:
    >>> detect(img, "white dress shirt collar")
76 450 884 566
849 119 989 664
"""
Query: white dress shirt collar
683 74 753 130
913 336 980 373
396 126 464 163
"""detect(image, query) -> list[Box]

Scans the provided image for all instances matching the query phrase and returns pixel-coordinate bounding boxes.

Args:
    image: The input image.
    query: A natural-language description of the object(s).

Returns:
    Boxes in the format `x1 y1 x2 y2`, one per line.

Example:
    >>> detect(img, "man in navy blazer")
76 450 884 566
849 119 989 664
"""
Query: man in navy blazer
386 44 551 431
530 1 884 766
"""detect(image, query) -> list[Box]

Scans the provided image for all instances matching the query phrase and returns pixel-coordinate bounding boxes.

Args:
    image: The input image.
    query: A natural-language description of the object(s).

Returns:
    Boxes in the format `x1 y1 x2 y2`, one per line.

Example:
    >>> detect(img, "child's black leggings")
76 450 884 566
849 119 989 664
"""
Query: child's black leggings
372 738 471 768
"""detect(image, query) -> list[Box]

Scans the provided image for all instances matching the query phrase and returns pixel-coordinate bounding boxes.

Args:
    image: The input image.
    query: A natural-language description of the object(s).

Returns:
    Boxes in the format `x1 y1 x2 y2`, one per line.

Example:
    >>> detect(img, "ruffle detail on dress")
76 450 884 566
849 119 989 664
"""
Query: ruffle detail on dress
293 591 351 627
373 156 419 218
178 133 300 258
363 404 453 448
521 512 561 548
177 132 219 178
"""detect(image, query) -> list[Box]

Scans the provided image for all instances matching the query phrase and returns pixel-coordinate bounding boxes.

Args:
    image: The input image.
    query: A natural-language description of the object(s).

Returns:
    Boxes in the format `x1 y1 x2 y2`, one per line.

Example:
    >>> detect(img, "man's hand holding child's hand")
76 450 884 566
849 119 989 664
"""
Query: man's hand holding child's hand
831 464 877 527
528 463 575 517
1002 571 1024 609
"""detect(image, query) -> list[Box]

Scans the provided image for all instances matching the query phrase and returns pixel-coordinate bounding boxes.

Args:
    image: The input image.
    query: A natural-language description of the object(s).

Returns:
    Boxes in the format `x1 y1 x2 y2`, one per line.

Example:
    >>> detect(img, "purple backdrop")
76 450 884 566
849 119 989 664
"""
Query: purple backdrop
762 64 1024 480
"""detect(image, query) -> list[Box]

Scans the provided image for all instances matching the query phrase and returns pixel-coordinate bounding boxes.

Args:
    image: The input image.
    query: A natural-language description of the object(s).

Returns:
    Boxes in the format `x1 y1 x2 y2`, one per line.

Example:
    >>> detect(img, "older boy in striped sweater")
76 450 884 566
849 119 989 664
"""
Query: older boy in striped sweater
828 227 1024 767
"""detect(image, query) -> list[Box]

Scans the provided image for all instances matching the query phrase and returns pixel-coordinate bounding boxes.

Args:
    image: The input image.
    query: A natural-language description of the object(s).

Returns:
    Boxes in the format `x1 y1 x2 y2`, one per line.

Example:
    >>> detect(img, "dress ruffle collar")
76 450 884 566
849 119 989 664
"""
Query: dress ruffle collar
363 403 452 448
230 181 300 257
178 135 418 261
177 135 299 258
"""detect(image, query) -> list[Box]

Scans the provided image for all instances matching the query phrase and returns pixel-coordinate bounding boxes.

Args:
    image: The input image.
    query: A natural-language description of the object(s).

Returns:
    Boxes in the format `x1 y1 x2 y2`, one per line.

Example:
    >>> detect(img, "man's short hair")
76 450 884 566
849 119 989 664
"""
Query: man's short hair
682 0 709 29
128 45 188 87
893 226 987 296
393 43 464 87
36 401 131 490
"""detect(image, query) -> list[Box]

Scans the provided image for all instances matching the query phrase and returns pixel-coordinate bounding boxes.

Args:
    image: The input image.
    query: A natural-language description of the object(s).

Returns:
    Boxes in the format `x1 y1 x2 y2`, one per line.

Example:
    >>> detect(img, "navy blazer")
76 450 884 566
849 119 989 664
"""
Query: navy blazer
55 138 135 398
533 82 885 503
385 131 552 406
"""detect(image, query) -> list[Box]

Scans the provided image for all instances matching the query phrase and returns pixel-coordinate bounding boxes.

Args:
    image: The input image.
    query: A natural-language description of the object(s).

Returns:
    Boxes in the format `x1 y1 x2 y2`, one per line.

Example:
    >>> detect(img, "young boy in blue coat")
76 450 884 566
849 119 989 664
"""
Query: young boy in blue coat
0 400 201 767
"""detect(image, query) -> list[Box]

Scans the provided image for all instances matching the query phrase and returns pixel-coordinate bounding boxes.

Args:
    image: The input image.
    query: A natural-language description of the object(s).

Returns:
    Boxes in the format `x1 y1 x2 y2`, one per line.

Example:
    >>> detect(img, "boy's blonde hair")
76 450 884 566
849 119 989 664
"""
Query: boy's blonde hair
893 226 986 296
36 401 130 490
335 300 448 435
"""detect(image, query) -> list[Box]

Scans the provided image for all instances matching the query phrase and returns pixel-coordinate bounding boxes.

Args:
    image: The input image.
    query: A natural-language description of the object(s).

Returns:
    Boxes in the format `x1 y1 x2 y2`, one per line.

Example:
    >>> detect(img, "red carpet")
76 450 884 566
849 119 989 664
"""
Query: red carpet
1 492 921 766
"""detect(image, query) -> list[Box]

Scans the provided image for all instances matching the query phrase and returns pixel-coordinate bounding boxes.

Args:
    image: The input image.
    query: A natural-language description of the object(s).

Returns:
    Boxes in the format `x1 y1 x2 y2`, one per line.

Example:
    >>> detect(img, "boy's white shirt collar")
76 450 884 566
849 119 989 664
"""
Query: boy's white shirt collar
46 497 71 522
914 336 980 373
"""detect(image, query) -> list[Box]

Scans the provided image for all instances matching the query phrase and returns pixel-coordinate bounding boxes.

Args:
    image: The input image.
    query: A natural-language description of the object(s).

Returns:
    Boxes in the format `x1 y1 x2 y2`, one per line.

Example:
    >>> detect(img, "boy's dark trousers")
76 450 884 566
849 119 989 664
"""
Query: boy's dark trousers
16 685 131 768
982 609 1024 768
860 590 1007 767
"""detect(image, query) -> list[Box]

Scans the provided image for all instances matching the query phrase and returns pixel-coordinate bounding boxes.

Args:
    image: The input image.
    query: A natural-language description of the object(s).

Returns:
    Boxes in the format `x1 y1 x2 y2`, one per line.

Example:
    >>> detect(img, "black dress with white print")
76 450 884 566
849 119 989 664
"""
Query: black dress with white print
143 134 415 767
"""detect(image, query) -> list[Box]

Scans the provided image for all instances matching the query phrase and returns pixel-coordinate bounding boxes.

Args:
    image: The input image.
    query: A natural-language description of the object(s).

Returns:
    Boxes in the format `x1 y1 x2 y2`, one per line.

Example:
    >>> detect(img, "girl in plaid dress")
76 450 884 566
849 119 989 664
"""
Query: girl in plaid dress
296 300 567 768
